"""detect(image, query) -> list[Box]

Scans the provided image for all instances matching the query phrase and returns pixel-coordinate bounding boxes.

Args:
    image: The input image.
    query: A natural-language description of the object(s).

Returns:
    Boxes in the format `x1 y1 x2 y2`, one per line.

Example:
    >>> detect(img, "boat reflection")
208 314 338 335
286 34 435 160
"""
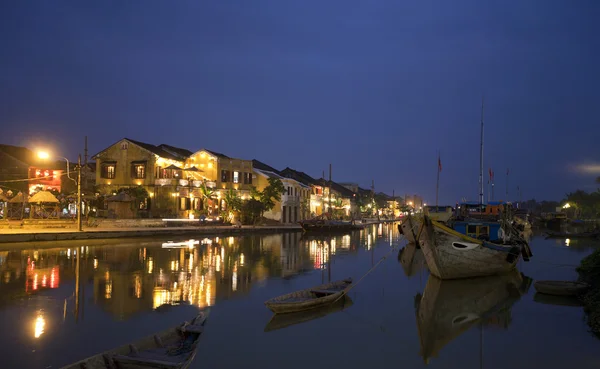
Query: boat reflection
414 271 531 364
264 295 354 332
398 242 428 277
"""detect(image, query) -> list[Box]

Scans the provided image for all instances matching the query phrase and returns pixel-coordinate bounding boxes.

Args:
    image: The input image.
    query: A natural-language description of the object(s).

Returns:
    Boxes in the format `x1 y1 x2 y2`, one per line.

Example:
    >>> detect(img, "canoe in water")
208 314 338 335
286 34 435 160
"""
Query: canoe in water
265 278 352 314
534 280 589 296
60 309 209 369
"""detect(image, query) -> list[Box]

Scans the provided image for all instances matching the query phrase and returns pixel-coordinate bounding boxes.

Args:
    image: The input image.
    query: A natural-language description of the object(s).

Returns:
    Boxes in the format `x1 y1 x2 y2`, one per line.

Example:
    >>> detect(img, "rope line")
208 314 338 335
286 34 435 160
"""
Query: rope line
334 235 403 303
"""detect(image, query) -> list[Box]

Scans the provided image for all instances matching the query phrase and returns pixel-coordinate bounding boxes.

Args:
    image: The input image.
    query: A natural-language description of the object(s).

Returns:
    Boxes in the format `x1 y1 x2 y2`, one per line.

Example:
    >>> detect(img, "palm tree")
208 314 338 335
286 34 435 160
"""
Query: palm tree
199 182 216 213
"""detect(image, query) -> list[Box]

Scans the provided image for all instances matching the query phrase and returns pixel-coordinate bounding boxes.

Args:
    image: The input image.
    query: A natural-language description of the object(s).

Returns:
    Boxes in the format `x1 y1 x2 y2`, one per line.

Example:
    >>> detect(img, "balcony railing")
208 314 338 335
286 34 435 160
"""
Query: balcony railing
155 178 175 186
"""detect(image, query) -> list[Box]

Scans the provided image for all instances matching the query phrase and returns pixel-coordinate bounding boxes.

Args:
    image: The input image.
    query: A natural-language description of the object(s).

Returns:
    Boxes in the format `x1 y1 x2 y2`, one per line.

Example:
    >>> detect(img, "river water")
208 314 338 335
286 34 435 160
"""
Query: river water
0 223 599 369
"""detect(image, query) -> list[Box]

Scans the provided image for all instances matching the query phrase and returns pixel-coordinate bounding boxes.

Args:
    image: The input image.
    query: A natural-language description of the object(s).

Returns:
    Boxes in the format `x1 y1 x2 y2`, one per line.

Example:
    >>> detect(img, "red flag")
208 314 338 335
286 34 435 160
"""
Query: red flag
489 168 492 180
438 156 442 172
507 168 510 175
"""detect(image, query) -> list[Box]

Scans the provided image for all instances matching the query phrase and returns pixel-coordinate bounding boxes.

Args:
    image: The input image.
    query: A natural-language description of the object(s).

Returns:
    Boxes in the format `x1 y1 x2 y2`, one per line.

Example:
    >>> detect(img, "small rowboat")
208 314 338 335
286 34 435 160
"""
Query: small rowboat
265 278 352 314
60 309 209 369
264 295 354 332
534 280 590 296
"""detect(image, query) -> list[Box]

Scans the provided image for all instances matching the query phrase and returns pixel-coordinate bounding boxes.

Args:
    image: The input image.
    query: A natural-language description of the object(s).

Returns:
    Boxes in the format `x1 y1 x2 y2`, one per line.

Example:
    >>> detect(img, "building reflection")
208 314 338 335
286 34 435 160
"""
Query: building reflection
0 223 400 320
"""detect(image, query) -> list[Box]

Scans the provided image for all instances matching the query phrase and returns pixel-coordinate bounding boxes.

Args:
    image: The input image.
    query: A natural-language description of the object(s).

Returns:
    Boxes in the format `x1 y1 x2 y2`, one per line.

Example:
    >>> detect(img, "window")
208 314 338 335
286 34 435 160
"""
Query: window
233 171 240 184
243 172 252 185
221 170 230 183
131 162 146 179
101 162 116 179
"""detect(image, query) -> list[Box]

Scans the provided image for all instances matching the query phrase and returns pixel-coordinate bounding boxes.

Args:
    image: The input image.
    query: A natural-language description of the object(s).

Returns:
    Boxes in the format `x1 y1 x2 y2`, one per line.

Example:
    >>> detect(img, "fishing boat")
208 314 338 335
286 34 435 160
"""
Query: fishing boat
544 230 600 239
534 280 590 296
61 309 209 369
419 215 530 280
264 295 353 332
264 278 352 314
414 271 530 364
398 214 422 244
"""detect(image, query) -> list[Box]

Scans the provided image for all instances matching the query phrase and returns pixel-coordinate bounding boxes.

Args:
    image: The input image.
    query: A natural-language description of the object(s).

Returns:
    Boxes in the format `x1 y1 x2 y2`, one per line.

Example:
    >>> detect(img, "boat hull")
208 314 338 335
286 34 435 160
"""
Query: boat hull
419 216 522 280
399 215 422 244
534 280 590 296
265 279 352 314
60 309 210 369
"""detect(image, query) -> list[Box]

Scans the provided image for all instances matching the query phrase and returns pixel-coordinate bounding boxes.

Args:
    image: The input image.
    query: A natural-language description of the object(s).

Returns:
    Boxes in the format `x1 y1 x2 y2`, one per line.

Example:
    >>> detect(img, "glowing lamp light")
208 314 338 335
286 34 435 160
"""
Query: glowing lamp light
563 203 571 209
37 151 50 160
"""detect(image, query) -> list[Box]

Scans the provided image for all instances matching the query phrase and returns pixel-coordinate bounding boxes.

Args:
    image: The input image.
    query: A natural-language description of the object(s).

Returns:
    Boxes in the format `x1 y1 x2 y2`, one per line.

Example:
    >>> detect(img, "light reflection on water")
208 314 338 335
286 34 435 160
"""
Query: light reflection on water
0 225 599 369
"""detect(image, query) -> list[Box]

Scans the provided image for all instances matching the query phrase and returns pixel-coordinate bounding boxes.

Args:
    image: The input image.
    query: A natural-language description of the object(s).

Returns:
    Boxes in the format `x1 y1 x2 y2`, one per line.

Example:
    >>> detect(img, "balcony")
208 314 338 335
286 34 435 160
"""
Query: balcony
282 195 300 205
155 178 176 186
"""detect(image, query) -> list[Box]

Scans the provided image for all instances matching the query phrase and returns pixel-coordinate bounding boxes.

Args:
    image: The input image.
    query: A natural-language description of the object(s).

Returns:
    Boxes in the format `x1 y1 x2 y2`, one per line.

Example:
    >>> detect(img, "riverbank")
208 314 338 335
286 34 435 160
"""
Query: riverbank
577 249 600 337
0 224 303 244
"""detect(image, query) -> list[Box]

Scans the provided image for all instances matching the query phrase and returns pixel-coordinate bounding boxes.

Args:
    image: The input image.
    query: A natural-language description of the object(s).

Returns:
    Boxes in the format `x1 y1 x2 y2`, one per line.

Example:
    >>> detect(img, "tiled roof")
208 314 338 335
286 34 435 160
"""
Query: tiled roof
124 138 183 161
279 167 320 186
252 159 280 174
158 144 194 159
204 149 230 159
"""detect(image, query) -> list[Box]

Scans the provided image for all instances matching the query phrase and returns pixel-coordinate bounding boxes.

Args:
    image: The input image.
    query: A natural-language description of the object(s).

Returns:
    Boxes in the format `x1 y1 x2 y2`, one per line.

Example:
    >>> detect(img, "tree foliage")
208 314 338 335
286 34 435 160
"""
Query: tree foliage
224 189 243 213
258 178 285 213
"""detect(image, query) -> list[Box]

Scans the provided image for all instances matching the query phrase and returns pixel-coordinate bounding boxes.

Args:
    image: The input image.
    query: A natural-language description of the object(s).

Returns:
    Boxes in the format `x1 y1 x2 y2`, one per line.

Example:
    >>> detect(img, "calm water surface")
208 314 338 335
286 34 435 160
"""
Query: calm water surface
1 224 599 369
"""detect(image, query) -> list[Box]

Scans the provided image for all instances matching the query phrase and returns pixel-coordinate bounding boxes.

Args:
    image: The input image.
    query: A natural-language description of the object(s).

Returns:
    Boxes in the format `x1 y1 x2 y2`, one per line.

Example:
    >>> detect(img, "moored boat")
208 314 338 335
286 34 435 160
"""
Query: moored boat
60 309 209 369
534 280 590 296
419 215 529 280
264 295 354 332
264 278 352 314
398 214 422 244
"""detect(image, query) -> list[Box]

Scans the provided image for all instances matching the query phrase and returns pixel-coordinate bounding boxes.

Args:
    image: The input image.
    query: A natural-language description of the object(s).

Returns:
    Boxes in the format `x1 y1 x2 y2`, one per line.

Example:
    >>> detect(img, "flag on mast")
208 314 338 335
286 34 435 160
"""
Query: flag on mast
438 155 442 172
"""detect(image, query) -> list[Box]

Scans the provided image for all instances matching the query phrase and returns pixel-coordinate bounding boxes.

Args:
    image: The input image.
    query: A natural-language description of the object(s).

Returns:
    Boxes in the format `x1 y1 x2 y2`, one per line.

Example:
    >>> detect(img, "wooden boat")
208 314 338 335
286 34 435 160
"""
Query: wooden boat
264 278 352 314
419 215 529 279
60 309 210 369
533 280 590 296
544 230 600 239
264 295 353 332
398 242 428 277
423 205 454 223
415 271 530 364
398 214 422 244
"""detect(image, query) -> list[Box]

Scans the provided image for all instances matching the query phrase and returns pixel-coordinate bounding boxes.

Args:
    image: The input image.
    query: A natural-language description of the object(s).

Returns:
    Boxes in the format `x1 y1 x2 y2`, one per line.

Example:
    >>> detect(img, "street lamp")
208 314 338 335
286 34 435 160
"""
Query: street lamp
37 151 82 232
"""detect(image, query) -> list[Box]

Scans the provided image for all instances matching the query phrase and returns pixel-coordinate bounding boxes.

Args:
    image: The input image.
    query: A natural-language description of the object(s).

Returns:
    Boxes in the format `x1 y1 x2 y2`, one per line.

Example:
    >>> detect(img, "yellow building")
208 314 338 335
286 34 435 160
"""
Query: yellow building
252 160 311 223
92 138 192 217
184 149 255 214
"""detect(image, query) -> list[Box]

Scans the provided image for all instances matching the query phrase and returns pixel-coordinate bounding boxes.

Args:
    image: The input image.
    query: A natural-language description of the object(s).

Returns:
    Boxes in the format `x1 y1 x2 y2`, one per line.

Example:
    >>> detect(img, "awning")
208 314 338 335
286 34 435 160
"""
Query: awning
164 164 182 170
184 166 202 172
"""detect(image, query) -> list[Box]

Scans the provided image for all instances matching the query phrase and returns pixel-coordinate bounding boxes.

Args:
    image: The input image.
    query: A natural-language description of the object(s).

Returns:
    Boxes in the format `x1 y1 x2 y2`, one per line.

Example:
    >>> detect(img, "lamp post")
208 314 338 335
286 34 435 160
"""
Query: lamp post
38 151 83 232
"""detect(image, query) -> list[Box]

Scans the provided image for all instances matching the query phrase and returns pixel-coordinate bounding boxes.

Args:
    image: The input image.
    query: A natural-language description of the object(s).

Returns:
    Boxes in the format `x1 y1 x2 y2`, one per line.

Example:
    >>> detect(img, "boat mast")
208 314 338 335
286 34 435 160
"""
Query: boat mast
328 164 332 218
435 151 440 208
479 96 485 208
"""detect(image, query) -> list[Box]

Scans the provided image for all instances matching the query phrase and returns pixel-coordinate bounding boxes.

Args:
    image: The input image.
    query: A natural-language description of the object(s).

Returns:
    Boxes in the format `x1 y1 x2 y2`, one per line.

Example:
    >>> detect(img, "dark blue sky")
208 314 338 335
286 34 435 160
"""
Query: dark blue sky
1 1 599 203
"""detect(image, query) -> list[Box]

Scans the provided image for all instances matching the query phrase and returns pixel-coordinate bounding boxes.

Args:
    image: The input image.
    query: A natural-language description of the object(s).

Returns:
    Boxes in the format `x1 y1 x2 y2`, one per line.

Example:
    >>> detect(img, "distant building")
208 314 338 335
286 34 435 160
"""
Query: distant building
252 160 311 223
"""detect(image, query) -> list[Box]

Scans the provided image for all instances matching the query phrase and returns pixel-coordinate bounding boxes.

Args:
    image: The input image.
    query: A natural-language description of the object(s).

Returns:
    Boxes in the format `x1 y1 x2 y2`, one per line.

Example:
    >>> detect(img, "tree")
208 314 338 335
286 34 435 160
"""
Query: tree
199 182 216 213
241 198 263 224
224 189 243 222
259 178 285 214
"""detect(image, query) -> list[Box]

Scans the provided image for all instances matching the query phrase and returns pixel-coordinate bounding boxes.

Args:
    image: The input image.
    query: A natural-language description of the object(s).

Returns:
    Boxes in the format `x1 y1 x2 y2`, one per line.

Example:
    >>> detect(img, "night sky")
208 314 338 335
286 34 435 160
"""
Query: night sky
1 1 599 204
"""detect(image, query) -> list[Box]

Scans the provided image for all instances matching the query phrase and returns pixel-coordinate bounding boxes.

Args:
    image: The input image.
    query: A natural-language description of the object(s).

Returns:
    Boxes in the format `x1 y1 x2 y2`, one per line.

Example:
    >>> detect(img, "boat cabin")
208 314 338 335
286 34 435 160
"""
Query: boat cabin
424 205 454 223
452 221 502 241
456 201 511 217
